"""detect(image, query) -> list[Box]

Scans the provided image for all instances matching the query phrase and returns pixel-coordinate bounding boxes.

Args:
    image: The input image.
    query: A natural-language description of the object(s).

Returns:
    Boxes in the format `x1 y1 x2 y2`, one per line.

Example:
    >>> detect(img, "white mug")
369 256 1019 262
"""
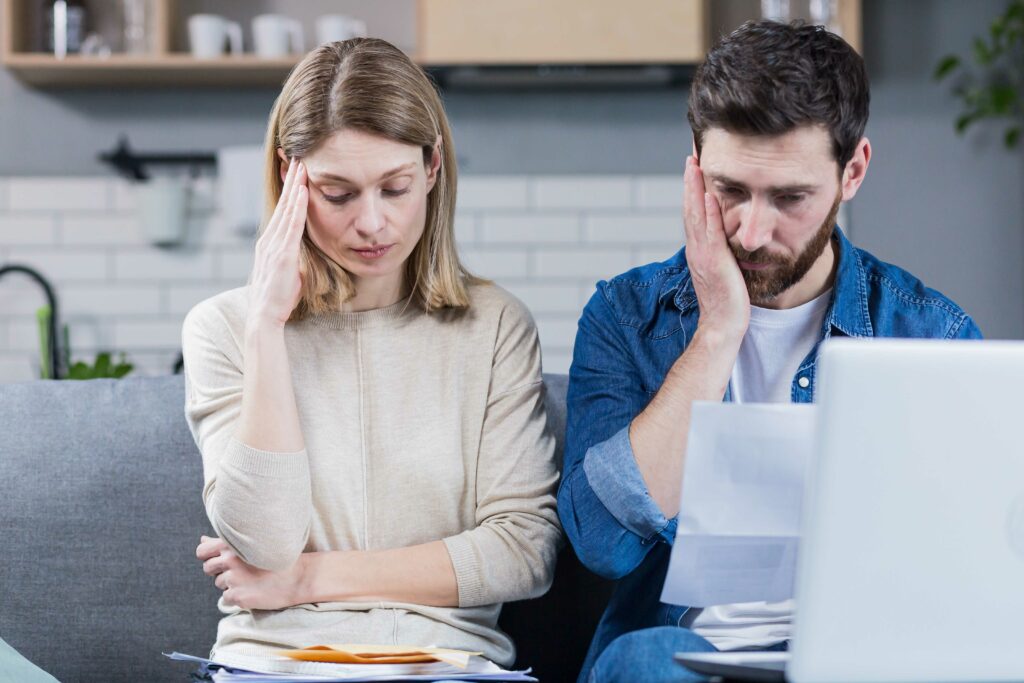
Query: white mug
315 14 367 45
188 14 242 58
138 177 189 247
252 14 304 58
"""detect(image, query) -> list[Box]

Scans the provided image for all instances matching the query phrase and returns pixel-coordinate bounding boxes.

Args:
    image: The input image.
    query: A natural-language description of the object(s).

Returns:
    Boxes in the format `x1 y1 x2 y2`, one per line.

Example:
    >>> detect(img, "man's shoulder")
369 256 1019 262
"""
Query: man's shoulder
854 246 979 338
589 248 689 325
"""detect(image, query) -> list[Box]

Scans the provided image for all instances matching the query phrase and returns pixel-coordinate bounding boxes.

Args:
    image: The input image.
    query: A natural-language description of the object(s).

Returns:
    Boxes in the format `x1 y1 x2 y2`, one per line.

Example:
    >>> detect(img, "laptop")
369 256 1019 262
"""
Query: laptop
676 338 1024 683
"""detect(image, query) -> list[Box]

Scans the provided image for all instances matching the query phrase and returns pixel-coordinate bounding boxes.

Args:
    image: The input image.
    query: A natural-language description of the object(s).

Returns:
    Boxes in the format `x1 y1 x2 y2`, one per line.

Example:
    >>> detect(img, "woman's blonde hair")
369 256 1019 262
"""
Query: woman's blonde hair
262 38 477 319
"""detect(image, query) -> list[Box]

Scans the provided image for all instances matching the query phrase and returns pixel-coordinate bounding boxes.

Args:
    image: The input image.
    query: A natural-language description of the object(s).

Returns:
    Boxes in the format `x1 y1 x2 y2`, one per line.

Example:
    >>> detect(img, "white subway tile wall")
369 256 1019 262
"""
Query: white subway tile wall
0 175 685 382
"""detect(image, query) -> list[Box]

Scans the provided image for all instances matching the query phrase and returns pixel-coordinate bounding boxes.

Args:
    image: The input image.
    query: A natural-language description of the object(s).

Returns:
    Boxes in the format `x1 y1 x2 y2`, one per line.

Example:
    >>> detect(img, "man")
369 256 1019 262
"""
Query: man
559 20 981 683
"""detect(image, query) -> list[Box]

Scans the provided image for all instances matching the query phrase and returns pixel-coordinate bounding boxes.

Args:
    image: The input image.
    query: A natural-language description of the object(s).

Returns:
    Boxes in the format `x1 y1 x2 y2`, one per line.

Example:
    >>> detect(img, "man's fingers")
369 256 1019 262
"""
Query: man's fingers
215 570 230 591
683 155 707 248
703 191 726 245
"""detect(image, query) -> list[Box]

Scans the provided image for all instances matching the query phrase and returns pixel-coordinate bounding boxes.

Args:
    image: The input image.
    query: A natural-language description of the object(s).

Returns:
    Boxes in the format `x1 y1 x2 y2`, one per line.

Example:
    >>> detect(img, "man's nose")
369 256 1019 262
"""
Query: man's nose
733 197 775 253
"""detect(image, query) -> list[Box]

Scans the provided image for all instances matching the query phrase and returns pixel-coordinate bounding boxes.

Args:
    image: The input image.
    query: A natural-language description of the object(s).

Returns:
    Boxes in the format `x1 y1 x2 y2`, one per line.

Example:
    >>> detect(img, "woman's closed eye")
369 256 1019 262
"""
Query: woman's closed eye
321 186 411 204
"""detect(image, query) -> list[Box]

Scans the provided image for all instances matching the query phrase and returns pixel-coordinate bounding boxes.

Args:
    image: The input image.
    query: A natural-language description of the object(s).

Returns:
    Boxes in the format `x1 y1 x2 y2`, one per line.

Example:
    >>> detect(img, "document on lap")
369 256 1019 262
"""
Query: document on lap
661 402 817 607
165 649 537 681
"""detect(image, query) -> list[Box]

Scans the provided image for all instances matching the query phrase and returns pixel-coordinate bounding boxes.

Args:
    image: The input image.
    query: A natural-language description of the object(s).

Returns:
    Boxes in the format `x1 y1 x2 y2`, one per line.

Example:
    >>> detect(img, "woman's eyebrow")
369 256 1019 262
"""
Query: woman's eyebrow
310 162 417 184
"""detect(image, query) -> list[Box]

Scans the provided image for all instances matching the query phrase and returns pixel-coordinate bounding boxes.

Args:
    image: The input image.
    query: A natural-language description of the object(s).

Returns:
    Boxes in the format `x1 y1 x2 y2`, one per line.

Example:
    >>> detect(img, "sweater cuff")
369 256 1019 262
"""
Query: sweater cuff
223 436 309 478
443 533 486 607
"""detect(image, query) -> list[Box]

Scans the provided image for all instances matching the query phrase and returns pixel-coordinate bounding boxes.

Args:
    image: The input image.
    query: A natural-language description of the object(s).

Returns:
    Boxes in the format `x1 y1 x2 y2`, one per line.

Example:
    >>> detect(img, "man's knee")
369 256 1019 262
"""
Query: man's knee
589 626 715 683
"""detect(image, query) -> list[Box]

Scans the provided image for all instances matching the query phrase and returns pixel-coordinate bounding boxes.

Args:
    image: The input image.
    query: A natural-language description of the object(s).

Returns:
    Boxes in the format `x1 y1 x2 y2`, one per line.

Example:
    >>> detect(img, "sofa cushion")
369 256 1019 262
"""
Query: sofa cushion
0 373 609 682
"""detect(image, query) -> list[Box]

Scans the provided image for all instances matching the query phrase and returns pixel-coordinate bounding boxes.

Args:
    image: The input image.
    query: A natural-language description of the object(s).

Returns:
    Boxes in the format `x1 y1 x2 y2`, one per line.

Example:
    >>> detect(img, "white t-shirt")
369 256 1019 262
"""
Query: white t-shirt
689 288 832 651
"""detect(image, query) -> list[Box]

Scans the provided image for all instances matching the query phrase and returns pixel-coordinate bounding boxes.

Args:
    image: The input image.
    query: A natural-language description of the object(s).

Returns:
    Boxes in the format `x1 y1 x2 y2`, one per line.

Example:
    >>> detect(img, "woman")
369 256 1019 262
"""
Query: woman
182 38 560 671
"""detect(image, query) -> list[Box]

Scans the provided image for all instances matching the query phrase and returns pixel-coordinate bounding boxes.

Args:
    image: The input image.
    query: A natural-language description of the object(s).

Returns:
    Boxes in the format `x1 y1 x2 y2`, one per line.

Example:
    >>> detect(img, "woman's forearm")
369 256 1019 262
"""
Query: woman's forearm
235 321 305 452
296 541 459 607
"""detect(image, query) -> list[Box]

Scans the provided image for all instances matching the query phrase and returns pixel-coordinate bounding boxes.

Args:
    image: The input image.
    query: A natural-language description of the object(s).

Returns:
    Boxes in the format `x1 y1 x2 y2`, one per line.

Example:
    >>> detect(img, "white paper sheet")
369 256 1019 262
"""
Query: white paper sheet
660 401 817 607
166 652 537 682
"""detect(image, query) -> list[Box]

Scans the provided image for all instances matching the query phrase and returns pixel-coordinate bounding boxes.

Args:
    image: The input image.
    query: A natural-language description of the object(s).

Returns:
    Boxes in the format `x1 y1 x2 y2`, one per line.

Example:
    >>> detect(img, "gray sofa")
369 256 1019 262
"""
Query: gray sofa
0 374 612 683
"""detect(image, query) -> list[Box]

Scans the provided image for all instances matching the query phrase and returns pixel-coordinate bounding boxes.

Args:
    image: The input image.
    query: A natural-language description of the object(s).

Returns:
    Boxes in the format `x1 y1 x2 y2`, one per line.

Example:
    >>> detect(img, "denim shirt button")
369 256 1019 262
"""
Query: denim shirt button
798 376 810 388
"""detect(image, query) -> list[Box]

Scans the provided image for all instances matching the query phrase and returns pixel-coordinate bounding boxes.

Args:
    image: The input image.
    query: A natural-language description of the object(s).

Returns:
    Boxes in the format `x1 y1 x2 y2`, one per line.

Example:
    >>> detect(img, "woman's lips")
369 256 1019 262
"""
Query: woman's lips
351 245 394 259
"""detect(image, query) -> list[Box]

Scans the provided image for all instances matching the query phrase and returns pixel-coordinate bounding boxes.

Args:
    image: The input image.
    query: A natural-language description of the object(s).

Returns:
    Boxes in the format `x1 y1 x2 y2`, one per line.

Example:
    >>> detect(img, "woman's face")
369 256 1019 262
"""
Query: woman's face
288 128 440 298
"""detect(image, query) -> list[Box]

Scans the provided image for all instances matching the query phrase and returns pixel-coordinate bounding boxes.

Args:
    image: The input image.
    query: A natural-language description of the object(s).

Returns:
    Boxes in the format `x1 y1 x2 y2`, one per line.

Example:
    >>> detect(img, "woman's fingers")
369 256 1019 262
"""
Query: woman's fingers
271 161 306 250
259 157 297 247
215 570 231 591
195 535 227 561
285 173 309 249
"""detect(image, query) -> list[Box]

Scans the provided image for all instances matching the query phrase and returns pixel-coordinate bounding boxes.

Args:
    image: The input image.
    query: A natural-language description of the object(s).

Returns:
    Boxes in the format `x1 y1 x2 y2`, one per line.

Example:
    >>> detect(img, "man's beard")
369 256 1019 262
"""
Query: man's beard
731 192 842 306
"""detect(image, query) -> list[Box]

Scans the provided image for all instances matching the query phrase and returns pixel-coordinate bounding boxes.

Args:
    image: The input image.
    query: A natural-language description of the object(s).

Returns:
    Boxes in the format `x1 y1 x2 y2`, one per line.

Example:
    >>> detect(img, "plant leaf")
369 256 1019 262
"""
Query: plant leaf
955 111 980 134
973 36 994 65
934 54 961 80
1006 126 1021 148
991 84 1016 113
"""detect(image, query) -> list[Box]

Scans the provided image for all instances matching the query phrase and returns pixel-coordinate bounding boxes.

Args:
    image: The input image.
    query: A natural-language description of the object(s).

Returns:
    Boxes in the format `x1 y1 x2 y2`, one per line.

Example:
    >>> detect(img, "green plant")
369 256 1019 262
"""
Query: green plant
935 0 1024 148
65 352 134 380
35 305 134 380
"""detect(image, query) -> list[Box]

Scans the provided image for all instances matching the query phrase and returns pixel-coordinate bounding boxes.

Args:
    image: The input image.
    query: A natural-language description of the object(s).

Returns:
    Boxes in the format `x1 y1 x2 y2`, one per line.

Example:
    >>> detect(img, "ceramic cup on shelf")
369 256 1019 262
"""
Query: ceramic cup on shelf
188 13 242 58
138 176 189 247
315 14 367 45
252 14 304 58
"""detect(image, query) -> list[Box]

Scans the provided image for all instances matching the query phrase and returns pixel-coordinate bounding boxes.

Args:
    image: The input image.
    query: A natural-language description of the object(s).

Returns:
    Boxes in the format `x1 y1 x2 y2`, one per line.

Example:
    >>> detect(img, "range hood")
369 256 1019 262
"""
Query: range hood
426 64 695 90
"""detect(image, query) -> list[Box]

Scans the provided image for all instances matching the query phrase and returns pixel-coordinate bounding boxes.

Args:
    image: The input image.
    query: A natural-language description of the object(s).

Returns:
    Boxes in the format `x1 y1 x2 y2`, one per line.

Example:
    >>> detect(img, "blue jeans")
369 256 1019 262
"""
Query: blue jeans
588 627 715 683
588 627 789 683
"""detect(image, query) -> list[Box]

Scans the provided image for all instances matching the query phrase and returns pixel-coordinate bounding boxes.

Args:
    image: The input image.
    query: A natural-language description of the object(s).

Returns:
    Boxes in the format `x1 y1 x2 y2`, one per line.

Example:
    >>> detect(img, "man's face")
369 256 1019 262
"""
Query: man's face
699 125 844 306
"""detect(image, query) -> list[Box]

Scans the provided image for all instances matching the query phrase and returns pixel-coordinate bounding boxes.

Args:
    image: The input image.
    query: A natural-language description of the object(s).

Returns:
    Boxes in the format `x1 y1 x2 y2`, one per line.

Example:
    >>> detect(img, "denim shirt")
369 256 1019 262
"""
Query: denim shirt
559 228 981 682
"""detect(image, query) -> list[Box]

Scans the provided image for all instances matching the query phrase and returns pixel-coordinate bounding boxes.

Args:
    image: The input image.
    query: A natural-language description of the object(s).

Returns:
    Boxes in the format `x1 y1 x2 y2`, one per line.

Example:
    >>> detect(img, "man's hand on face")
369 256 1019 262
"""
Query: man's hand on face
683 155 750 341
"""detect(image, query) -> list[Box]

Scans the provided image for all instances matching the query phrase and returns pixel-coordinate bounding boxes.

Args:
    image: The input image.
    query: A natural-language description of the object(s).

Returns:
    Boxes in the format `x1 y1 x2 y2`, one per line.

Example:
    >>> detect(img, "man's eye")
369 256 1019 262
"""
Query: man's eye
722 187 744 196
778 194 804 204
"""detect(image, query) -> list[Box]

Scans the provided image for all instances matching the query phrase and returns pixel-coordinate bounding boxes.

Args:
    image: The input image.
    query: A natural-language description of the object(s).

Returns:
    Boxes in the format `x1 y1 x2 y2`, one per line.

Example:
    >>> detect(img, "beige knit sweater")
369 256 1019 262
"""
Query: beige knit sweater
181 282 561 667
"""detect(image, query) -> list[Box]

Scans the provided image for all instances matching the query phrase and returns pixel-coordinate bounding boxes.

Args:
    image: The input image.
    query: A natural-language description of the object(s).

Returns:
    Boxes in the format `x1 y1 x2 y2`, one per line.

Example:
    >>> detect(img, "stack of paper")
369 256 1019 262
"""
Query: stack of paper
660 401 818 607
166 645 537 682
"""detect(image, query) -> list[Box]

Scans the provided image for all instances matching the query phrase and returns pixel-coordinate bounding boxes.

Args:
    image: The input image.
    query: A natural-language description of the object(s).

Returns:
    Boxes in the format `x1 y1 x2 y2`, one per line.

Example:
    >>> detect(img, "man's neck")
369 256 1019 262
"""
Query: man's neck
758 237 839 310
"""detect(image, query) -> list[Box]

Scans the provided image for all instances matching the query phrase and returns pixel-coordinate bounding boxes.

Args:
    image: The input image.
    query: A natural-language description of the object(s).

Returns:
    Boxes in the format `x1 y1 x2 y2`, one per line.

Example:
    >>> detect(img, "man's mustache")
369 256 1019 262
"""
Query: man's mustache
730 244 790 266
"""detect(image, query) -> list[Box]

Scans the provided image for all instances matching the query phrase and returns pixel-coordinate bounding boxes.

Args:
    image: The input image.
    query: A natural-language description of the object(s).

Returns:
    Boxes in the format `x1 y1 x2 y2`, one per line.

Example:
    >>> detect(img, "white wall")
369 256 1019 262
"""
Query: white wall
0 174 686 381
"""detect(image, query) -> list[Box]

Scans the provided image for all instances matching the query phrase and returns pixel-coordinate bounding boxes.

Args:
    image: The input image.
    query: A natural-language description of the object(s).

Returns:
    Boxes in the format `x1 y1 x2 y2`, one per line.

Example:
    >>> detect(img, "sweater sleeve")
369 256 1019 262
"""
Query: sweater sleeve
181 300 312 571
441 296 563 607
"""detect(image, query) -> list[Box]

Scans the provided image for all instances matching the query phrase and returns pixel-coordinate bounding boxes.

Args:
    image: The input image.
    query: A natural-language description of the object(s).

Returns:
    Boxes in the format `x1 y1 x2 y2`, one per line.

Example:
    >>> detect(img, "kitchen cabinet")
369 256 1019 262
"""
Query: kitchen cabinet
417 0 708 65
0 0 860 88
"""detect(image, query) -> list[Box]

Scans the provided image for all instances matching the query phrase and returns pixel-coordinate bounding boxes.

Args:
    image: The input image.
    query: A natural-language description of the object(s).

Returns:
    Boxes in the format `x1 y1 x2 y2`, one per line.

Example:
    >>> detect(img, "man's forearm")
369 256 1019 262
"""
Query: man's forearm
629 324 742 519
296 540 459 607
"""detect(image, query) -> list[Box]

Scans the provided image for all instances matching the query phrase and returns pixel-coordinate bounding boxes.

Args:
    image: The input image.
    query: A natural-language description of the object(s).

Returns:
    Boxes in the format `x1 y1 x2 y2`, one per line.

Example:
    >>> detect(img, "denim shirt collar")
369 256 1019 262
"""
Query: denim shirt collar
658 226 874 339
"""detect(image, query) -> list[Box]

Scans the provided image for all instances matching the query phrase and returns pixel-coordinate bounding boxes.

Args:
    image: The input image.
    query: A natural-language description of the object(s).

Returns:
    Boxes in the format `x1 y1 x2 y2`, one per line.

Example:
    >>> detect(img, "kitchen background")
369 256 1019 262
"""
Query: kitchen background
0 0 1021 382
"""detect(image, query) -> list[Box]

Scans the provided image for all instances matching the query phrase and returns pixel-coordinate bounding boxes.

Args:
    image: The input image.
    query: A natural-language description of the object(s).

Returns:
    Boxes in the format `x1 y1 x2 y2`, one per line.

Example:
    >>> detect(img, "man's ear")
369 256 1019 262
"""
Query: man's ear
277 148 290 183
840 137 871 202
426 135 442 192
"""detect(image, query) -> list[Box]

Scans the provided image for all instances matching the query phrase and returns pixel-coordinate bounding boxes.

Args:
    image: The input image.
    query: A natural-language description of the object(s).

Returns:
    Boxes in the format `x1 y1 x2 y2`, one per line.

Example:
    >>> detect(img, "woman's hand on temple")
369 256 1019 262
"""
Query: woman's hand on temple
247 157 309 330
196 535 307 610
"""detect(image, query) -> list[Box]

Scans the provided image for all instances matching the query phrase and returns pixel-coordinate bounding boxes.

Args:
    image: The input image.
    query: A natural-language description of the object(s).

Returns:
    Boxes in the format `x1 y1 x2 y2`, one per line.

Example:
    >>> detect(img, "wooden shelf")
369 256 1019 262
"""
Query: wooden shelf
3 53 300 87
1 0 861 88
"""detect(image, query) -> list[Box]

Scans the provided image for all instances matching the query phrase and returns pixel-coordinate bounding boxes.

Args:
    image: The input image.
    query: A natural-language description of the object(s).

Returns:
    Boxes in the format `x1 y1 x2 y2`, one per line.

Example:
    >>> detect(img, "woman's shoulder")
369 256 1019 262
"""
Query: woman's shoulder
182 286 249 339
464 281 535 327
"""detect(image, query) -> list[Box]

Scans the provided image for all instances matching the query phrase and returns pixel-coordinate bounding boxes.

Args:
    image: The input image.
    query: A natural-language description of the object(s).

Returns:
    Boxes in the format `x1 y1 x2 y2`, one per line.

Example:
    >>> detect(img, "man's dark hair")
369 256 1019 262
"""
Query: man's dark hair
688 20 870 169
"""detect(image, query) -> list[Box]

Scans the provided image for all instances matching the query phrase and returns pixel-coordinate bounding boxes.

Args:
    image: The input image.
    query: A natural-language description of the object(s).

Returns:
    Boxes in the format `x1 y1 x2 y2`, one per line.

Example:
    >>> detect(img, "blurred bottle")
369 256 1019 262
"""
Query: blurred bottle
809 0 842 35
122 0 149 54
46 0 86 57
761 0 791 22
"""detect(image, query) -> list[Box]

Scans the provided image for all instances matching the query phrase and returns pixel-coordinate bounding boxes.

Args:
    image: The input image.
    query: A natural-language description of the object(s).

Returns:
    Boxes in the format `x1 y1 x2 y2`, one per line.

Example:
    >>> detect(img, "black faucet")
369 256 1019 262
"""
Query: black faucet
0 263 62 379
